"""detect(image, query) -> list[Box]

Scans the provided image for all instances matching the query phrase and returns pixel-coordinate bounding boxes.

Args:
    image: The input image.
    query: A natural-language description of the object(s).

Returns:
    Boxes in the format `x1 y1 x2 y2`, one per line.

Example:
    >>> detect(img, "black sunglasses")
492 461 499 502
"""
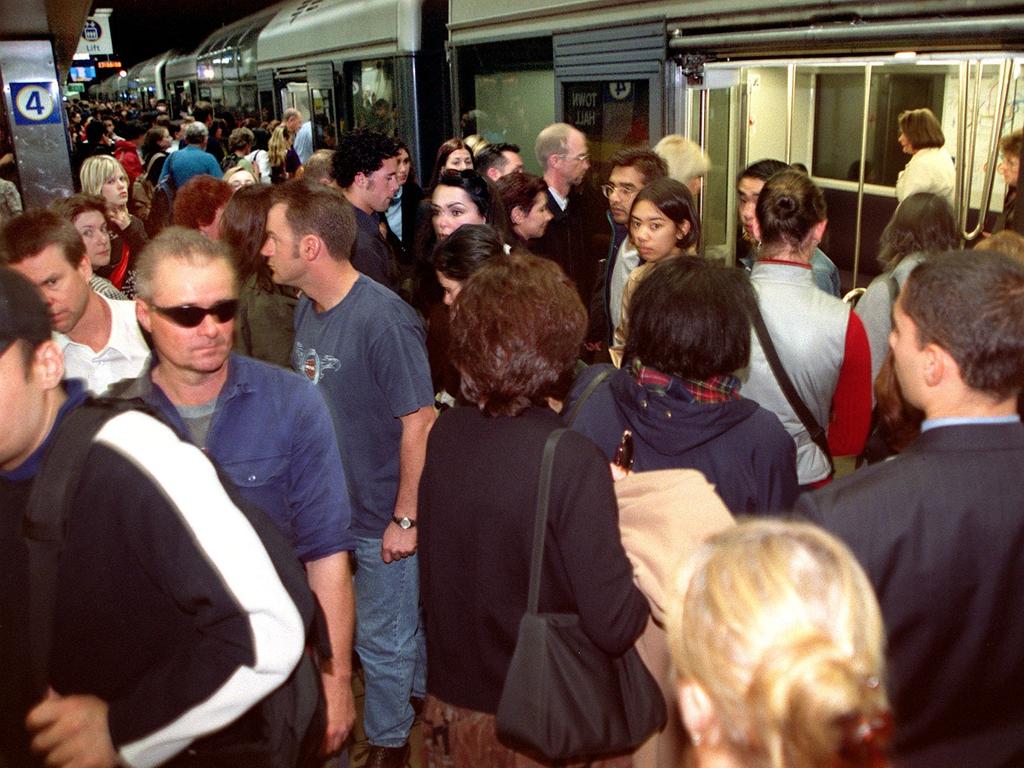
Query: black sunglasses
152 299 239 328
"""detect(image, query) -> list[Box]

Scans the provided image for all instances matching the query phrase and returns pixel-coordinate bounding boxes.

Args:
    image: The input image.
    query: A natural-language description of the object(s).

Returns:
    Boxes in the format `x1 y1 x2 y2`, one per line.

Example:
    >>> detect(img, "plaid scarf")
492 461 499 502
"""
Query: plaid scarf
633 361 741 404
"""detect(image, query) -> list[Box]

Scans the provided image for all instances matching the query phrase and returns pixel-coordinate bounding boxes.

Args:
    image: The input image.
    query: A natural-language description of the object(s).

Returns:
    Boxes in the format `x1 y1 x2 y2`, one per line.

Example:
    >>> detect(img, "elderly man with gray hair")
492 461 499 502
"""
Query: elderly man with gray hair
531 122 595 305
158 120 223 190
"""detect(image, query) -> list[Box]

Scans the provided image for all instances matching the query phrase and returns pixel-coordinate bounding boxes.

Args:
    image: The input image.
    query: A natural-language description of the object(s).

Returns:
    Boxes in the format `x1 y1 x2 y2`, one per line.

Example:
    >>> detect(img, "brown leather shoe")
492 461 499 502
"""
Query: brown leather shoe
364 743 409 768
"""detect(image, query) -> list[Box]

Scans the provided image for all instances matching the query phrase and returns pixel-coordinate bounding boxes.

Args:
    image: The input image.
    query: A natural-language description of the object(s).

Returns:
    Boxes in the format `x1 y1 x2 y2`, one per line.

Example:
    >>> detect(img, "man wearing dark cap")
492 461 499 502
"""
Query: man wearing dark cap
0 267 305 768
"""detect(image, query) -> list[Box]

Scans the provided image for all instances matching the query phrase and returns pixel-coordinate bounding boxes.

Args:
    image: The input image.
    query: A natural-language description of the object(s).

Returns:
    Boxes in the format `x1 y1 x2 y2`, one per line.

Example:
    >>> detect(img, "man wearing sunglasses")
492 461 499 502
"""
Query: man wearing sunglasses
0 265 305 768
2 210 150 396
109 227 358 759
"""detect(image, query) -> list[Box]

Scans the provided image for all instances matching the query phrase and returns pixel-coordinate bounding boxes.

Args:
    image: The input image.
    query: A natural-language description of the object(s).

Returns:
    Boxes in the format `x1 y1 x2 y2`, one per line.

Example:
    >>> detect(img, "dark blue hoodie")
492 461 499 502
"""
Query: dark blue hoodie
564 365 798 516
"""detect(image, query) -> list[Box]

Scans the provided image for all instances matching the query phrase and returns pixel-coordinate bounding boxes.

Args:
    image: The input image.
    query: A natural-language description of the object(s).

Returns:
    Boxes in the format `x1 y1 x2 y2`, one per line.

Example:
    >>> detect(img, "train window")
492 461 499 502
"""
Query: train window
812 69 945 187
349 60 398 136
456 37 554 174
472 70 555 173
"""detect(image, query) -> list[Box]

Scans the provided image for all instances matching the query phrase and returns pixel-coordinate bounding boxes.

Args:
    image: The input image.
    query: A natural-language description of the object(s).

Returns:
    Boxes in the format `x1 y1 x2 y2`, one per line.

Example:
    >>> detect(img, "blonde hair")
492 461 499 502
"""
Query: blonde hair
654 135 710 187
80 155 127 201
668 520 888 768
268 124 291 168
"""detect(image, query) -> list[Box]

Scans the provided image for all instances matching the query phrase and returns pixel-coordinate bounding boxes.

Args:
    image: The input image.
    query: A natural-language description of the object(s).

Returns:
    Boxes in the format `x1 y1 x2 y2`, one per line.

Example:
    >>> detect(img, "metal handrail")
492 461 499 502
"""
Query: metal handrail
959 59 1013 241
851 64 872 290
785 63 796 164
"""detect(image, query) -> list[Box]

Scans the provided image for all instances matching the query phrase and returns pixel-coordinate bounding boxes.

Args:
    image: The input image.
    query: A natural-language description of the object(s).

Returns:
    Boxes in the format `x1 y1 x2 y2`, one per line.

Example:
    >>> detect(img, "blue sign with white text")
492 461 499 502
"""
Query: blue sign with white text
11 82 61 125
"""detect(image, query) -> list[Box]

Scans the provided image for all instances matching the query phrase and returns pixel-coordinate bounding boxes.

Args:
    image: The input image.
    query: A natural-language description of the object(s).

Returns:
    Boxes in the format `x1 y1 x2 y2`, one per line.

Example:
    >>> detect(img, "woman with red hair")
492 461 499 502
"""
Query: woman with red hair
173 175 233 239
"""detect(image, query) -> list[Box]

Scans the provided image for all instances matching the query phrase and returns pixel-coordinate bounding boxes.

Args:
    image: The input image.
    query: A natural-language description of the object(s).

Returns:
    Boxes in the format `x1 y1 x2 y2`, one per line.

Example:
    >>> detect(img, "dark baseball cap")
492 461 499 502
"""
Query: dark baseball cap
0 266 52 356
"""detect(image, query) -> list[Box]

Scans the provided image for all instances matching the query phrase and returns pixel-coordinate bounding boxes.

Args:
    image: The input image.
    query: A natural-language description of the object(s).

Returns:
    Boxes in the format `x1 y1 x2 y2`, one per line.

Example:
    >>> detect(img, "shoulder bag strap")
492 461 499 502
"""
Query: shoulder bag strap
23 402 129 696
564 368 613 427
525 429 566 614
749 303 834 471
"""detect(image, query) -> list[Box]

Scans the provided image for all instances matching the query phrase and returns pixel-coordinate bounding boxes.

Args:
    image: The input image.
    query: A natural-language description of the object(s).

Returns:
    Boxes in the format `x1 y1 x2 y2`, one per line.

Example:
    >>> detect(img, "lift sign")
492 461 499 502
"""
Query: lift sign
11 82 61 126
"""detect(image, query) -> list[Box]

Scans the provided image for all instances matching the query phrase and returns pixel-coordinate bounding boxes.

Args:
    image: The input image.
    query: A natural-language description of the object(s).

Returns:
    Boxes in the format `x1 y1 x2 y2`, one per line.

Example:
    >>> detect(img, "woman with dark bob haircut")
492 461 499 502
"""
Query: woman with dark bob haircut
855 192 958 383
740 169 872 489
566 257 798 515
418 253 650 768
895 108 954 203
219 184 297 367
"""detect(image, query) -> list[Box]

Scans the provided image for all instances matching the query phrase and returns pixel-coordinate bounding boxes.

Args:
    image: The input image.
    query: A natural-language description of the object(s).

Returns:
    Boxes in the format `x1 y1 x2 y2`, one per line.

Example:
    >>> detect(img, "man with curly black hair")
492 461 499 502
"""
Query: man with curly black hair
331 129 401 292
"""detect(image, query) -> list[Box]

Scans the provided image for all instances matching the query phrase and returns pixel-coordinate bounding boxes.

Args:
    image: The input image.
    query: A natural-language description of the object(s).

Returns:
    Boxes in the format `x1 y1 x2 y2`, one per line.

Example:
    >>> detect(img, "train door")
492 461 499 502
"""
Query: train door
681 54 1024 289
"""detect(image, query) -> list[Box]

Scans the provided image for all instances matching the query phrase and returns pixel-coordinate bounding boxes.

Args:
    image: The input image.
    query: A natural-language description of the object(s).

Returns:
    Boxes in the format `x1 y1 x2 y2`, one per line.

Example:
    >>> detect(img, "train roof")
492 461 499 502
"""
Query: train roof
257 0 424 68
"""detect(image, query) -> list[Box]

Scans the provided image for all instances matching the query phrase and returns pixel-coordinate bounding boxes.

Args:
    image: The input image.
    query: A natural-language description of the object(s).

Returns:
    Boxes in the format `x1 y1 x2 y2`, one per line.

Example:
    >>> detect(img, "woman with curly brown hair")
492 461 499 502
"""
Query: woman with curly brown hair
418 253 649 768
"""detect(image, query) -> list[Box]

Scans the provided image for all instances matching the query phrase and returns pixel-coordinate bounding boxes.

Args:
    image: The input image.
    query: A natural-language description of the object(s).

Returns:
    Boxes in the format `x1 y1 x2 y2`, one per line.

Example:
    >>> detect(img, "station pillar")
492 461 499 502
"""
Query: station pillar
1 40 75 209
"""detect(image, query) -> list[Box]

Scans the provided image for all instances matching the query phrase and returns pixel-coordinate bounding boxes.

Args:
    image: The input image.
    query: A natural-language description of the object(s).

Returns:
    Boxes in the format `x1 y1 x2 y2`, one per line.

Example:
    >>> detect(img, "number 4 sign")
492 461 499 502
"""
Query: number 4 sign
10 82 61 126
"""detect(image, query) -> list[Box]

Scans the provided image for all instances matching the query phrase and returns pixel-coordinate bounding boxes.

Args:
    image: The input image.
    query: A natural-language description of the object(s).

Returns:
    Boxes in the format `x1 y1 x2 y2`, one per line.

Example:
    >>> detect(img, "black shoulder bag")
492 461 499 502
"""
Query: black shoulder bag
496 429 666 760
750 304 835 473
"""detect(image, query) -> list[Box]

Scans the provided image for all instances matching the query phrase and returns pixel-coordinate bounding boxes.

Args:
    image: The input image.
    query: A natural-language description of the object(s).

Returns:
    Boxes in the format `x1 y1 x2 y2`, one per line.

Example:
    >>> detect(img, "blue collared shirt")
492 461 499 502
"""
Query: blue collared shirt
921 415 1021 432
128 353 355 561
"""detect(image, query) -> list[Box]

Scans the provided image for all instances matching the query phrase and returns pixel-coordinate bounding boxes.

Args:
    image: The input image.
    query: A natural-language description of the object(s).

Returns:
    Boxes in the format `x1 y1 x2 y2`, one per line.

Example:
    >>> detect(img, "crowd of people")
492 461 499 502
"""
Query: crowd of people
0 95 1023 768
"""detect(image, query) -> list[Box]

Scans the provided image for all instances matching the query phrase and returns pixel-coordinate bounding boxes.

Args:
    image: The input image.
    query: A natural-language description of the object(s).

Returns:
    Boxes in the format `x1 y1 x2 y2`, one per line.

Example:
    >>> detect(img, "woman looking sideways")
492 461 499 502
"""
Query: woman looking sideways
496 171 554 248
79 154 147 296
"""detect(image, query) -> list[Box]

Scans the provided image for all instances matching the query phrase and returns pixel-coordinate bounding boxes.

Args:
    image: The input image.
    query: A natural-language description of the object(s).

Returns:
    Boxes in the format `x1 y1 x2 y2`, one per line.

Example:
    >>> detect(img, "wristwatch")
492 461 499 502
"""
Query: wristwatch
392 515 417 530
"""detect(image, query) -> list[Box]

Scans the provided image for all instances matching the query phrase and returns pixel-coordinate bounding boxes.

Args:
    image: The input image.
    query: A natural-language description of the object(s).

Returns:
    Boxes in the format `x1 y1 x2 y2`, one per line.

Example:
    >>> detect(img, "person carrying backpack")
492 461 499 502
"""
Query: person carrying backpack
224 126 270 183
0 264 317 768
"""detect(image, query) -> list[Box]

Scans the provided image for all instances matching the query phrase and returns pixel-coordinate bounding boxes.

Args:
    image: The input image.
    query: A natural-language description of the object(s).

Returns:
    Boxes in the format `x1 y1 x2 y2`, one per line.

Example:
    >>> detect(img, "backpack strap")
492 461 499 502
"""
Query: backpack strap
23 399 144 697
749 303 835 473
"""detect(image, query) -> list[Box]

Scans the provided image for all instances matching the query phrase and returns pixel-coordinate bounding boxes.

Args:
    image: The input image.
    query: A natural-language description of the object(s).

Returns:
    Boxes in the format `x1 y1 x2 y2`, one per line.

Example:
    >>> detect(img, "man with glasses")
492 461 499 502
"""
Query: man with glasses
2 209 149 395
589 148 667 348
532 123 595 303
109 227 358 759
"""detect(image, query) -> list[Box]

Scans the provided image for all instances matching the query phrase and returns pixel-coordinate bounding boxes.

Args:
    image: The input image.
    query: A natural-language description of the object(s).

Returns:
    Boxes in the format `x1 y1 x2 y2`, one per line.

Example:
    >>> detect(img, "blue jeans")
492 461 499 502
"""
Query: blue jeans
353 536 426 748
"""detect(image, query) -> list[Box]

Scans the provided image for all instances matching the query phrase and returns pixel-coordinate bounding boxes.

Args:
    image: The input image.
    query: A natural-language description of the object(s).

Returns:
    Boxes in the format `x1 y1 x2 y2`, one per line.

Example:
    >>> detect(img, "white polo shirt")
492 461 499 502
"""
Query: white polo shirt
58 295 150 395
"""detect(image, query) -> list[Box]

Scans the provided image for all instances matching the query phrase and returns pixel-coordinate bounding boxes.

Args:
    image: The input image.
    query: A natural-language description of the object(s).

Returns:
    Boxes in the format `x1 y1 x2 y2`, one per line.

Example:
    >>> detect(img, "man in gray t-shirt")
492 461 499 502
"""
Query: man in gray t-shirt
264 181 434 768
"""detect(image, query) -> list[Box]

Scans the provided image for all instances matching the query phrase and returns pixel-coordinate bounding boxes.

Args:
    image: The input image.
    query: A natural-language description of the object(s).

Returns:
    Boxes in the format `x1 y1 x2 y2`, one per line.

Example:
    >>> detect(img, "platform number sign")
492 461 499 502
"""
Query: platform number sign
11 82 61 126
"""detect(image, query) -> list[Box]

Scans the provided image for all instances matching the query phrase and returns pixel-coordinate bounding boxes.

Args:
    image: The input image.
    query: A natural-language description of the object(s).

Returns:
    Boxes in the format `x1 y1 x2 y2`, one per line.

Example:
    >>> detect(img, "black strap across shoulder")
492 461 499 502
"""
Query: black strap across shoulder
564 368 613 427
526 429 565 614
23 399 142 697
749 304 834 472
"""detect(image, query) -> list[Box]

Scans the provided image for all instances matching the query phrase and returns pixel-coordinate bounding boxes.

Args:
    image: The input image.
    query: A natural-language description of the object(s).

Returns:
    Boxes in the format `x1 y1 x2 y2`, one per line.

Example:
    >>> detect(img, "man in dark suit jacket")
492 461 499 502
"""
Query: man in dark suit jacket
531 123 594 304
797 250 1024 768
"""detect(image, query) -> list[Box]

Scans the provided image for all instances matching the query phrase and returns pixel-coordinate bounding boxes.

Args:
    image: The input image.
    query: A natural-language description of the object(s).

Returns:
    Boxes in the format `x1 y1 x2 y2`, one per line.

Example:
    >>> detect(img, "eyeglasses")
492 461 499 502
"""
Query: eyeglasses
152 299 238 328
559 153 590 163
601 183 639 198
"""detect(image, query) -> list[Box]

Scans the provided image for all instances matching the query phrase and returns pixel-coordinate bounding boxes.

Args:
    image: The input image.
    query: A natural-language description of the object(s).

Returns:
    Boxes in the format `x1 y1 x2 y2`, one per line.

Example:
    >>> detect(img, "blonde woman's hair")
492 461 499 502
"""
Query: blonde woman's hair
654 135 710 187
268 124 291 168
79 155 127 199
668 520 889 768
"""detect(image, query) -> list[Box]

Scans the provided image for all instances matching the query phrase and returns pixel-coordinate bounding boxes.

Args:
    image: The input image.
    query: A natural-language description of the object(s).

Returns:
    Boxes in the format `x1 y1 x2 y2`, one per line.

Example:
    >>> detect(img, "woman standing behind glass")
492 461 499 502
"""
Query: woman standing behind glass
894 108 954 205
419 253 649 768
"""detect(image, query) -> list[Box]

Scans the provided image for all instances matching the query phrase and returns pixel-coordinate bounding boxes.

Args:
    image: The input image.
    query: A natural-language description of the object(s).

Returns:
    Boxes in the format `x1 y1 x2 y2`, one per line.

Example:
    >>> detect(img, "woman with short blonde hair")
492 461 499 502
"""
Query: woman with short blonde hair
80 154 147 295
668 519 890 768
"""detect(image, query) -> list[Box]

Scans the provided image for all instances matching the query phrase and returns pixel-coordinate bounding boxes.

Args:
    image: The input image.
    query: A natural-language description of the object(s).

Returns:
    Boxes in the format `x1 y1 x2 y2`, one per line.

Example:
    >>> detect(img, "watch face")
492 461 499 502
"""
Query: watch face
395 516 413 529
